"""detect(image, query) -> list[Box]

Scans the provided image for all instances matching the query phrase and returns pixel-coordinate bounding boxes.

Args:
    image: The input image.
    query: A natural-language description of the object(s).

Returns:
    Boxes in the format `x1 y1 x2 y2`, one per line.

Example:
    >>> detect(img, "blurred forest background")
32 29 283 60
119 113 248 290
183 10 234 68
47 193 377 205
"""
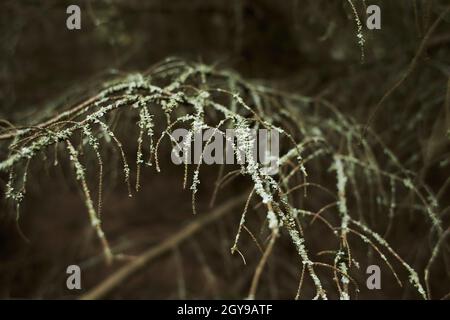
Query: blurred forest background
0 0 449 299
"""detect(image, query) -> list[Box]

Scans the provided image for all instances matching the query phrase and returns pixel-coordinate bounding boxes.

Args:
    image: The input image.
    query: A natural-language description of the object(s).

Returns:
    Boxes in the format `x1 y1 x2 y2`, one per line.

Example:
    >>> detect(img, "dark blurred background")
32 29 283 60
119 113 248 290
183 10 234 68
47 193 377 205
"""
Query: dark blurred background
2 0 447 117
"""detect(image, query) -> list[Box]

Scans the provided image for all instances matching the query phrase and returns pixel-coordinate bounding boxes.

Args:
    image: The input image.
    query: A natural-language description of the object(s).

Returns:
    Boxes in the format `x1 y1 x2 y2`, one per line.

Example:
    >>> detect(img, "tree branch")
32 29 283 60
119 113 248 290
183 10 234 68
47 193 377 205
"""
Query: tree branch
80 193 248 300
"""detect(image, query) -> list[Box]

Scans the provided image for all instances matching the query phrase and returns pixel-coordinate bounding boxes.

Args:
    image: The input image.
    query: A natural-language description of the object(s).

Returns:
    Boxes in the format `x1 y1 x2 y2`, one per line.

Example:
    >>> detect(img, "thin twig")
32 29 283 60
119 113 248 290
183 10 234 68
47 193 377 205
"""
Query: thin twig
364 6 450 133
80 193 248 300
247 229 278 299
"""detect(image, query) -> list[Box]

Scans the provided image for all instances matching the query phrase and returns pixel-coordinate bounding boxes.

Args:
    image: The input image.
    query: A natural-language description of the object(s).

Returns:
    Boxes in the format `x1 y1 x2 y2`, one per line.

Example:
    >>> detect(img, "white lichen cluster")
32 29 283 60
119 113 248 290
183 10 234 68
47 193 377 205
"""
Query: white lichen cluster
347 0 365 62
0 57 444 299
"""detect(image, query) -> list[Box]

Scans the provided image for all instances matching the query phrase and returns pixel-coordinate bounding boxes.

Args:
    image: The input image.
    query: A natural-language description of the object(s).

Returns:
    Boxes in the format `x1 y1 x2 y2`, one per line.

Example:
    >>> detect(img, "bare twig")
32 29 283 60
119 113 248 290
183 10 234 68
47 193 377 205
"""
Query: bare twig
364 6 450 133
80 193 248 300
247 229 278 299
